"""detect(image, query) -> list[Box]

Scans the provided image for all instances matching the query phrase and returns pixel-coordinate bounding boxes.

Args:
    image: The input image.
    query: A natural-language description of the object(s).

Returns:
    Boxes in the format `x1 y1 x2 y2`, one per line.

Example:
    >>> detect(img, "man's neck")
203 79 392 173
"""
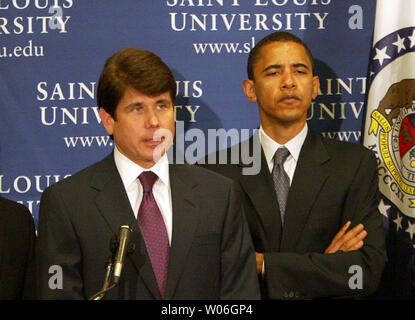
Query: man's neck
261 120 307 145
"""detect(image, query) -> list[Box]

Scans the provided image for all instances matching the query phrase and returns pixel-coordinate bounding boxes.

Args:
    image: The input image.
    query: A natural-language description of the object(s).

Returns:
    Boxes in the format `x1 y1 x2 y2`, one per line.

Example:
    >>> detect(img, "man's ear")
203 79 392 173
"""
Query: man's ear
243 79 257 103
99 107 115 136
312 75 320 100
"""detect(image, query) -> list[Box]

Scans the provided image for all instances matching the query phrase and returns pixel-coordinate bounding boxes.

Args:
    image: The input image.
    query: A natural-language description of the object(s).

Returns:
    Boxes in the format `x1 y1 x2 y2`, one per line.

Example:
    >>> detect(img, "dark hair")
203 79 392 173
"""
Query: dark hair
97 48 177 119
247 31 315 80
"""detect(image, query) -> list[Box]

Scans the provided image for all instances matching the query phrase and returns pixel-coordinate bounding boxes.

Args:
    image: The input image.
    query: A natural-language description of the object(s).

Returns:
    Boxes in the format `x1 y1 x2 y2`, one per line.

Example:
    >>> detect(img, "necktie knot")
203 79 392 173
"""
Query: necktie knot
273 147 290 166
139 171 158 193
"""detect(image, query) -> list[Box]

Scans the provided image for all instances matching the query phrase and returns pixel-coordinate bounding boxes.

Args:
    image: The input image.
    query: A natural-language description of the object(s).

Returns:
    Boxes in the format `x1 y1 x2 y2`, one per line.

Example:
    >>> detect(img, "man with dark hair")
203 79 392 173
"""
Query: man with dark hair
36 48 260 300
203 32 387 299
0 196 36 299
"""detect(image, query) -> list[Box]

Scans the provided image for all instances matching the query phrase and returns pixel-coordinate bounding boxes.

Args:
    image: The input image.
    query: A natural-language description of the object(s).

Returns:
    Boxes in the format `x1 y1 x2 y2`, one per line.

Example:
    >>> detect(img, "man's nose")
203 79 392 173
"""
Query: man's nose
281 72 296 89
145 109 160 128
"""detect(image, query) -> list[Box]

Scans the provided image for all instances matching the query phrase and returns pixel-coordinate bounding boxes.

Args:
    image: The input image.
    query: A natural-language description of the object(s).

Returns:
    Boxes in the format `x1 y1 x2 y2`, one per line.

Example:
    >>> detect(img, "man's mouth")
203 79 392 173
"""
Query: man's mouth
143 137 164 147
278 95 301 103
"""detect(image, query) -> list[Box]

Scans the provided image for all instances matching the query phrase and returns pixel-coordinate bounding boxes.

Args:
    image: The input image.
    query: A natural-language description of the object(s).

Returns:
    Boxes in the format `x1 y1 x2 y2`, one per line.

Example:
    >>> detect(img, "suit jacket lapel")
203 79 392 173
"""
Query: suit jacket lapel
165 164 199 300
239 135 283 252
90 154 161 299
280 129 330 251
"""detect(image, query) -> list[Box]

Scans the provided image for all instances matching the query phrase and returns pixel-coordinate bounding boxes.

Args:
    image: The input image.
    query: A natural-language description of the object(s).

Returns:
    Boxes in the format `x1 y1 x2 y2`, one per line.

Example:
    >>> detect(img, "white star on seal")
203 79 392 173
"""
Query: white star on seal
406 220 415 240
409 29 415 48
392 34 406 53
394 213 403 231
378 198 391 218
374 46 391 66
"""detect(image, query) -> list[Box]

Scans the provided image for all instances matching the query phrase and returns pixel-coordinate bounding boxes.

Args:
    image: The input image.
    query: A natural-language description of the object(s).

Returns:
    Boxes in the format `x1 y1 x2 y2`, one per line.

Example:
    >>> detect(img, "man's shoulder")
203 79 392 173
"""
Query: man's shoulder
198 145 247 180
173 163 234 185
319 134 375 160
0 196 33 226
310 133 378 178
44 154 113 194
0 195 28 211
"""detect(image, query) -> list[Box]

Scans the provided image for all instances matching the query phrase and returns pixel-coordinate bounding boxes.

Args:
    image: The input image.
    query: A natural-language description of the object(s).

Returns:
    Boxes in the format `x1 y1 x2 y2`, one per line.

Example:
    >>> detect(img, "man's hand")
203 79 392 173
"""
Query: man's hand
324 221 367 254
255 252 264 274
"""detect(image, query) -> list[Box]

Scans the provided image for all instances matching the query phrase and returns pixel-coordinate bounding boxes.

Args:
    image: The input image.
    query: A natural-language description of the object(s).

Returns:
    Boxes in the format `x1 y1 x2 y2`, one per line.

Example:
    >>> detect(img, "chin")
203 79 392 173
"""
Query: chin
277 114 303 124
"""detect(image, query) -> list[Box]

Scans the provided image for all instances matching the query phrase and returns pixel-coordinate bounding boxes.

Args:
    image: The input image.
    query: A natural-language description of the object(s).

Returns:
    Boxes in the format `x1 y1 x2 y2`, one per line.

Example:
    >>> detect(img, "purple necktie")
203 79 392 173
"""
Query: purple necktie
137 171 169 298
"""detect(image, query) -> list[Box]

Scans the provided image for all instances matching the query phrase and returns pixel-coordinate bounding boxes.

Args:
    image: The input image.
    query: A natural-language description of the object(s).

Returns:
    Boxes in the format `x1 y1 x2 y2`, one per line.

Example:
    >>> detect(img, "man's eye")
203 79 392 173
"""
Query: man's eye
267 71 279 76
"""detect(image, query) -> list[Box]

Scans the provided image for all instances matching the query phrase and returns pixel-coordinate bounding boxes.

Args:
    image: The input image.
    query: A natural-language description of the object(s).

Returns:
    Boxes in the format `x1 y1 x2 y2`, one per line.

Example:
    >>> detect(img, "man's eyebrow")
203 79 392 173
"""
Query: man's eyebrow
125 101 143 109
292 63 310 70
262 63 310 73
263 64 282 73
125 99 170 109
155 98 170 104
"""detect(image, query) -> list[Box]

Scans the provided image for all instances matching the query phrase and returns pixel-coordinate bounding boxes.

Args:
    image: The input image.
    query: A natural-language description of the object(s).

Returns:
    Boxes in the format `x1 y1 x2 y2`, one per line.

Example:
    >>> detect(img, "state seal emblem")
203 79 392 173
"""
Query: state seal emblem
365 27 415 218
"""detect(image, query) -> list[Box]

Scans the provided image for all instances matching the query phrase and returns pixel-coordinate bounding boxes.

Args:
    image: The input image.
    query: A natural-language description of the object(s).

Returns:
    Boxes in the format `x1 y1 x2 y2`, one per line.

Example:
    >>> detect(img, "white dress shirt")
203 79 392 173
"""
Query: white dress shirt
259 122 308 185
114 146 173 245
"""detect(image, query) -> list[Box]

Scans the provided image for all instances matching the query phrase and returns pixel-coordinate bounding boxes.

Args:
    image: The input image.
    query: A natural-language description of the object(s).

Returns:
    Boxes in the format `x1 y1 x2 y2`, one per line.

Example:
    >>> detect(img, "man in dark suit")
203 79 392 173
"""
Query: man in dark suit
35 48 260 299
0 196 36 299
202 32 387 299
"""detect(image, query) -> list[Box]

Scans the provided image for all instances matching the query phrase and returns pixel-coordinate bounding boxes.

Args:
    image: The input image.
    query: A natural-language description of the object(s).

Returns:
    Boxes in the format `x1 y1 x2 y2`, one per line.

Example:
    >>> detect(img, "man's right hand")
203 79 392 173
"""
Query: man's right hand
324 221 367 254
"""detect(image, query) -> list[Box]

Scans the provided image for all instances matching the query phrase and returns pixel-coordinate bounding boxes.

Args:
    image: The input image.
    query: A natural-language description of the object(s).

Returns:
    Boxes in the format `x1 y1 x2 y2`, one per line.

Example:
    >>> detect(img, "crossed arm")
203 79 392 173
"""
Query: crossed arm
255 221 368 274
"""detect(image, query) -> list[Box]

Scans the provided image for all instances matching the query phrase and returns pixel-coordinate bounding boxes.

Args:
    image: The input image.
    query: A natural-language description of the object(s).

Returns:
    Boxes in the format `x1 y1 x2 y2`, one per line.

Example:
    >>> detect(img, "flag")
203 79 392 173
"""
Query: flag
364 0 415 298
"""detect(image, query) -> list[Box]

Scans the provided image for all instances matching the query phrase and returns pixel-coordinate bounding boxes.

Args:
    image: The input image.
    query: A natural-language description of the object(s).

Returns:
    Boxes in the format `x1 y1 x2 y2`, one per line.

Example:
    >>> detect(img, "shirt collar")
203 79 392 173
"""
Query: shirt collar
259 122 308 165
114 145 170 190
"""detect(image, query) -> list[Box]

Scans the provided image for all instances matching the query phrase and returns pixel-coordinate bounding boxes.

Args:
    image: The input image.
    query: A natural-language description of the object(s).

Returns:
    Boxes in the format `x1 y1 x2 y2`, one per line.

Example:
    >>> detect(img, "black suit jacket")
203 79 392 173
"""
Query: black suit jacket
202 127 387 299
35 153 260 299
0 196 36 299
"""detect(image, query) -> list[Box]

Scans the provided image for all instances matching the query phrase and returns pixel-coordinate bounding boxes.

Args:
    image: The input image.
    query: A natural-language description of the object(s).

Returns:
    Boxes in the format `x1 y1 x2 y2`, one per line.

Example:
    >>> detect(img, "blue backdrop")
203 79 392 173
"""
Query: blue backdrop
5 0 405 297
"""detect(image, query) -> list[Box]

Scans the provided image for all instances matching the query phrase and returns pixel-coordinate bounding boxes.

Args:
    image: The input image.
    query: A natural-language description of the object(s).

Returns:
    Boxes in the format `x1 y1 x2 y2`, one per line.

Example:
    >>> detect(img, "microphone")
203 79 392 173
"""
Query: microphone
112 225 132 285
88 225 132 300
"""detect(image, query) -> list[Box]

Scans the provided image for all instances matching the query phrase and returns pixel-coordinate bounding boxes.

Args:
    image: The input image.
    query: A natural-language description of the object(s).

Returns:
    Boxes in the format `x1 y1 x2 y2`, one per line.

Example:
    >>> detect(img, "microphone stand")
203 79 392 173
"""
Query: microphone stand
88 226 133 300
89 257 116 300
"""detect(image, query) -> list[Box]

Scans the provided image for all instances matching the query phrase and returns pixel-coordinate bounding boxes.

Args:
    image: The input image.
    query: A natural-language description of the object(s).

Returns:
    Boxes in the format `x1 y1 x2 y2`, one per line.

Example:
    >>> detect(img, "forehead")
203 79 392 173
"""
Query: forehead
255 41 312 70
118 87 172 107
